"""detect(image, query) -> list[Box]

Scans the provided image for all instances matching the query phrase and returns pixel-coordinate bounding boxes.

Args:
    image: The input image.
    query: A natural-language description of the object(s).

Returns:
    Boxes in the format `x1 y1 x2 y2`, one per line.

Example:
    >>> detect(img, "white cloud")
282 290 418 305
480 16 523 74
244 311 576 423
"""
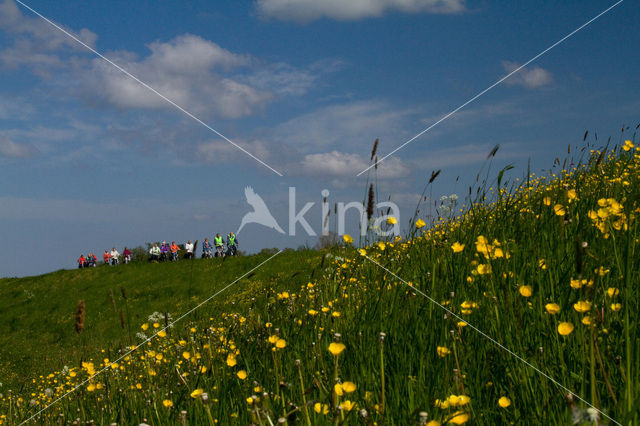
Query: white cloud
84 34 272 118
0 0 97 74
256 0 465 23
410 142 524 170
297 150 409 178
274 100 417 152
0 136 37 158
502 61 553 89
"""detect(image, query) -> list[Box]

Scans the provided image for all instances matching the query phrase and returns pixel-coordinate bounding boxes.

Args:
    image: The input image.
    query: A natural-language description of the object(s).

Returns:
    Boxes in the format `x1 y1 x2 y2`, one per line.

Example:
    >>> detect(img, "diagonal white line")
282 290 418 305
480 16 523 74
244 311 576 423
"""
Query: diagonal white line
362 254 620 425
356 0 624 176
13 0 283 177
19 250 283 425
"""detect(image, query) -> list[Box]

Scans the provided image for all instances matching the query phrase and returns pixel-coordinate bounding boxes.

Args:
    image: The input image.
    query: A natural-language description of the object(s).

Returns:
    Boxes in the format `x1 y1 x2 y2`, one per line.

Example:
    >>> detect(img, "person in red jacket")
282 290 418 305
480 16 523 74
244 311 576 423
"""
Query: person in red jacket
123 247 132 264
78 255 86 269
170 241 180 261
103 250 111 265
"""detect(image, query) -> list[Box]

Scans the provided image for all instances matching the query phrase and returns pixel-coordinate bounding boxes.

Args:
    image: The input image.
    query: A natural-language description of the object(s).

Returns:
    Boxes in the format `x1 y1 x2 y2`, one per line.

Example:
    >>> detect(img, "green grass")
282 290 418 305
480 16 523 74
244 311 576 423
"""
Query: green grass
1 143 640 425
0 249 322 392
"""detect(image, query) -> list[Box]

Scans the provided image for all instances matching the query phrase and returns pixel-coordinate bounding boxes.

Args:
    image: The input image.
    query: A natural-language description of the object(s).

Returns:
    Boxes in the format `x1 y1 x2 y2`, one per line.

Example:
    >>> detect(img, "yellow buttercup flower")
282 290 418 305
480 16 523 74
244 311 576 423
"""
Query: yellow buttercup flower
275 338 287 349
314 402 329 414
237 370 247 380
610 303 622 312
141 323 149 331
182 351 191 360
623 140 634 151
328 342 346 356
415 218 426 228
341 400 356 411
226 354 237 367
554 204 566 216
545 303 560 314
386 216 397 225
573 301 591 313
498 396 511 408
334 383 344 396
343 234 353 244
558 322 574 336
606 287 619 297
518 285 532 297
190 388 203 399
448 411 469 424
477 264 491 275
543 196 551 206
451 242 465 253
157 330 167 338
341 382 356 393
436 346 451 357
162 399 173 408
426 421 441 426
358 248 367 256
268 335 278 344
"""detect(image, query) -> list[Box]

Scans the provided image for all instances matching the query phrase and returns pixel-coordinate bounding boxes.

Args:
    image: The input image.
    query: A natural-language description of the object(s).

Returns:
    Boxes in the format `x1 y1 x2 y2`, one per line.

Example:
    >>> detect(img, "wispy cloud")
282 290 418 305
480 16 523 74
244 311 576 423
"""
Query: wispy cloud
502 61 553 89
296 150 409 178
0 135 37 158
273 100 418 152
256 0 465 23
0 0 96 76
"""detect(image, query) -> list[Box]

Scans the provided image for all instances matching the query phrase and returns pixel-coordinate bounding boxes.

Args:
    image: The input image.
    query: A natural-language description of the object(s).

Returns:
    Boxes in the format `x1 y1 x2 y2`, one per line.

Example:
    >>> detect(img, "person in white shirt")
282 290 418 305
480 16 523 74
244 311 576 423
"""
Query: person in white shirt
110 247 120 265
184 240 194 259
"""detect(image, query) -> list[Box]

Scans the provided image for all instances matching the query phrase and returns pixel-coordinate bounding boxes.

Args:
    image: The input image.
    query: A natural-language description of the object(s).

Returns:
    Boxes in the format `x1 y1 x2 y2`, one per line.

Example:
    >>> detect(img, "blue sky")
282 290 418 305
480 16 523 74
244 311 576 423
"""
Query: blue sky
1 0 638 277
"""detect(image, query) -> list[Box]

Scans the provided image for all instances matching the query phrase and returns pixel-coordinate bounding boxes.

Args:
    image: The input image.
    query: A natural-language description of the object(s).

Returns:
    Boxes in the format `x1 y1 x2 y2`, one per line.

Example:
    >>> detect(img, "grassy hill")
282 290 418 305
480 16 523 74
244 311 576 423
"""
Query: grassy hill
1 141 639 425
0 249 323 392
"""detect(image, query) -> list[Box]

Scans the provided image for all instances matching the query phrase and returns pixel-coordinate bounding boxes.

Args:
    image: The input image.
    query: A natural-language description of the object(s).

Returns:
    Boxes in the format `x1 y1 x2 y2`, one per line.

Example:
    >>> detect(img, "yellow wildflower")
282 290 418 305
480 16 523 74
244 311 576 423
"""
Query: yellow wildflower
558 322 574 336
498 396 511 408
545 303 560 314
328 342 346 356
343 234 353 244
518 285 532 297
573 301 591 313
190 388 204 399
436 346 451 357
415 218 426 228
451 242 465 253
237 370 247 380
162 399 173 408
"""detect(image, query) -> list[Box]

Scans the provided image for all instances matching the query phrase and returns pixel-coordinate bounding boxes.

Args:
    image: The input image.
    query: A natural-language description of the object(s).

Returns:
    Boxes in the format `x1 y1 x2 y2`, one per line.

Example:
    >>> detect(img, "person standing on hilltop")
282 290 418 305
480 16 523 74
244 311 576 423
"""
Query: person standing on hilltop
160 242 170 261
123 247 132 264
170 241 180 261
110 247 120 265
151 243 161 261
202 238 212 258
214 233 225 257
227 232 238 256
103 250 111 265
184 240 194 259
78 254 86 269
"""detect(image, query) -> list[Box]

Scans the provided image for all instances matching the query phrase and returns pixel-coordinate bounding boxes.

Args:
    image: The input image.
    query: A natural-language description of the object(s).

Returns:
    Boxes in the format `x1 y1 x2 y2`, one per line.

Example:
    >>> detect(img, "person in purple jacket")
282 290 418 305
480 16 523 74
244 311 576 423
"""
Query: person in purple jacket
160 241 170 261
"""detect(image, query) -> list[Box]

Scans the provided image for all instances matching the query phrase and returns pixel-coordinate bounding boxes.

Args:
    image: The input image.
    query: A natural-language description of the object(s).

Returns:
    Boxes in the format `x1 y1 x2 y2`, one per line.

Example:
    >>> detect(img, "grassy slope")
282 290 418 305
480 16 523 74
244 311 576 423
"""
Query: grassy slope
2 145 640 425
0 249 323 391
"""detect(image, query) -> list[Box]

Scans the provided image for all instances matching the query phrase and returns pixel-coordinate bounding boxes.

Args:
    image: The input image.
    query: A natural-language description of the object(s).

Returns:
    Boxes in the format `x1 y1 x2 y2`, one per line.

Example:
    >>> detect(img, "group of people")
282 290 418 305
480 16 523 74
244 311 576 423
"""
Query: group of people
148 241 184 262
76 232 239 269
78 247 131 268
201 232 239 258
148 232 239 262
